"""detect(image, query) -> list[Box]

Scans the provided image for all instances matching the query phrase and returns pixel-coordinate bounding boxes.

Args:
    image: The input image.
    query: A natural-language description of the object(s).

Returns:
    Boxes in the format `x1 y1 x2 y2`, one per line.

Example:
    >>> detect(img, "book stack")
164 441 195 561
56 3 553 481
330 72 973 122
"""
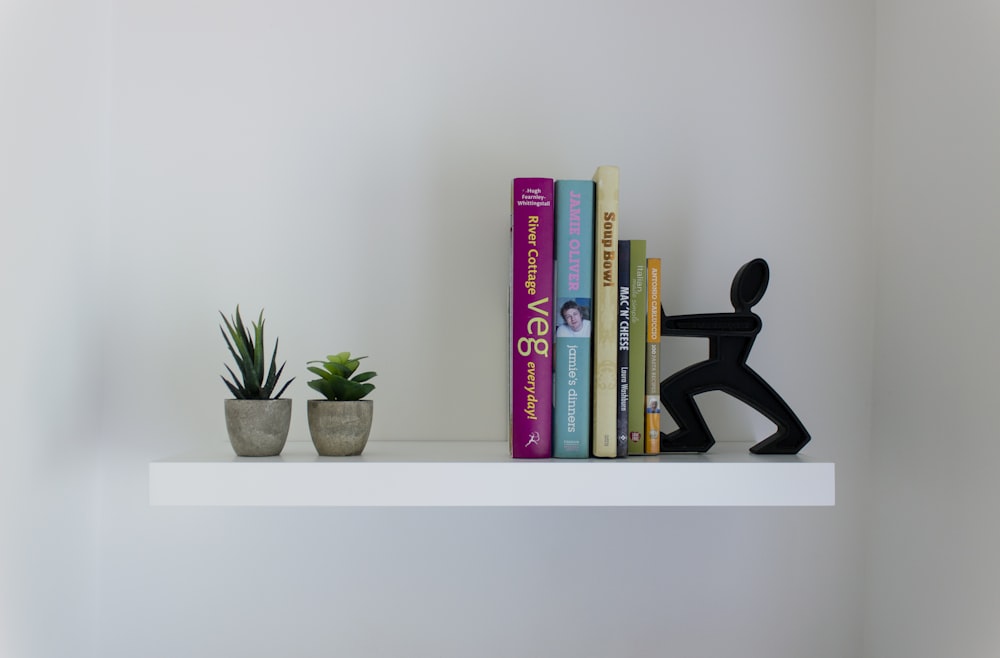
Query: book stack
509 167 664 459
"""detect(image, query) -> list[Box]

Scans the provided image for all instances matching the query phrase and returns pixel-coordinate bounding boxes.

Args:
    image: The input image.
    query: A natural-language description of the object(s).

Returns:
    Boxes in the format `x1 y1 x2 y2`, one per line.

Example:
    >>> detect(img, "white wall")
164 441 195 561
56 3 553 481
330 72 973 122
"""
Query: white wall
866 2 1000 657
0 1 108 656
4 1 880 657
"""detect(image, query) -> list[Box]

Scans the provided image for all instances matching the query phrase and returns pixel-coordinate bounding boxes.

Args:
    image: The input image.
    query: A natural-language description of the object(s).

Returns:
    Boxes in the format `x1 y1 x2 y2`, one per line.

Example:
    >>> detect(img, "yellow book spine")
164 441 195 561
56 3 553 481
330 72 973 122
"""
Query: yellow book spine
591 165 619 458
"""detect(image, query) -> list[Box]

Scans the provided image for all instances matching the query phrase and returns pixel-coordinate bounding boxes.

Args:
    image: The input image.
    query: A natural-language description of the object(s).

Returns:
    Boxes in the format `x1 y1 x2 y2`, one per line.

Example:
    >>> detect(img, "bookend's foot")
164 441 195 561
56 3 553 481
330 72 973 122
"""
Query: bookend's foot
749 430 810 455
660 430 715 453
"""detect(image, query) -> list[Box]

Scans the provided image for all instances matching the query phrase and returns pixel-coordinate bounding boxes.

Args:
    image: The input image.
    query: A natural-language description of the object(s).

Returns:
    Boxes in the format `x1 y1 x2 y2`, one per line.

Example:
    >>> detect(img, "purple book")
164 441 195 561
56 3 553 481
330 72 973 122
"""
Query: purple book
509 178 555 458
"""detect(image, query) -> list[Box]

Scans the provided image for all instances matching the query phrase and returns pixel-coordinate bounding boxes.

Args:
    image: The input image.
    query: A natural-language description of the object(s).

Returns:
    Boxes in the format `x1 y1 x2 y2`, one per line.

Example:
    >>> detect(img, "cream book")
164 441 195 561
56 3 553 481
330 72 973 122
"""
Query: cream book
591 165 619 458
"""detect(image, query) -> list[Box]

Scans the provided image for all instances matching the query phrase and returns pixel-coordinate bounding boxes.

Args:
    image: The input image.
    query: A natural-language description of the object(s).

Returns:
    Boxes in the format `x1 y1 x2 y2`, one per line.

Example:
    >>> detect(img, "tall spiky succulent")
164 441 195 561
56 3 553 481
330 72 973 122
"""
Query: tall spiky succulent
219 306 294 400
307 352 377 401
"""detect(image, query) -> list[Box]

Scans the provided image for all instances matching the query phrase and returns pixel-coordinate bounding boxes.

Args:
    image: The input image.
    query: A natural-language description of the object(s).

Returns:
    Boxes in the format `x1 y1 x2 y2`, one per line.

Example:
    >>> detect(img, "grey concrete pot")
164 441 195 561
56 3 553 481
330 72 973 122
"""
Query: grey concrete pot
224 398 292 457
307 399 373 456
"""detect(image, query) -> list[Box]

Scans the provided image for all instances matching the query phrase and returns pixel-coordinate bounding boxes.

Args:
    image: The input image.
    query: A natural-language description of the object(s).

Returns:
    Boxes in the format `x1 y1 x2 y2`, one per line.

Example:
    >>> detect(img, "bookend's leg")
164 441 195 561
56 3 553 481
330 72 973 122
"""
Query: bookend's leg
723 368 811 455
658 362 717 453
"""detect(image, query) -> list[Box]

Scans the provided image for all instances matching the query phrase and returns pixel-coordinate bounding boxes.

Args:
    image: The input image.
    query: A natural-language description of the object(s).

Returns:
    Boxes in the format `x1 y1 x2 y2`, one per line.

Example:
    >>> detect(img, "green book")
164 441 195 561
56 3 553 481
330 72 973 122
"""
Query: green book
626 240 647 454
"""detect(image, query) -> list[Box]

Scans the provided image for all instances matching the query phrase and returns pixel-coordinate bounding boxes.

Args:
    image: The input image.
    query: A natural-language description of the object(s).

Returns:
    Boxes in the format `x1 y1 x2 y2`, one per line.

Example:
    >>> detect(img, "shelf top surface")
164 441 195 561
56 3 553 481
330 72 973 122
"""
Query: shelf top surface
154 439 831 465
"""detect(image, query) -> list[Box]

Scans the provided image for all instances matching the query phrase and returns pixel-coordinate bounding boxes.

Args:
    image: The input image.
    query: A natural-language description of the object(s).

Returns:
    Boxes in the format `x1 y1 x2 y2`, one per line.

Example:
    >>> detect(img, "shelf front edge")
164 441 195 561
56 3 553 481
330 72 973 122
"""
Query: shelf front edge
149 458 835 508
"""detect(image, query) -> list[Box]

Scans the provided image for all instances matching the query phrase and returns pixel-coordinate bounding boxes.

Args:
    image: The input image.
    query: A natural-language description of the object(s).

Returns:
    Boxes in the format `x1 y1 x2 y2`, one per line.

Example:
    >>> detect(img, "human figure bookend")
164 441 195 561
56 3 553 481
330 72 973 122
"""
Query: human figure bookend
657 258 810 454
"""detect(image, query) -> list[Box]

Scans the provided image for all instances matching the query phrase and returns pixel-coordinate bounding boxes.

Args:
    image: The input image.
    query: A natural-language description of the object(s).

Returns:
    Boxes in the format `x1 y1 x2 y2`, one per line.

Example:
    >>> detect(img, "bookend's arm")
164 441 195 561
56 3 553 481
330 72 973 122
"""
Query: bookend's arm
660 313 762 338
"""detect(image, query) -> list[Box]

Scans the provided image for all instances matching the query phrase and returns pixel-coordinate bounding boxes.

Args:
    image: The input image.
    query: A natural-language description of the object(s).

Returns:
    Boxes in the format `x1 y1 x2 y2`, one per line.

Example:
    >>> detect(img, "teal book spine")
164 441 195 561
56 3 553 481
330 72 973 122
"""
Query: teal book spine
552 179 595 458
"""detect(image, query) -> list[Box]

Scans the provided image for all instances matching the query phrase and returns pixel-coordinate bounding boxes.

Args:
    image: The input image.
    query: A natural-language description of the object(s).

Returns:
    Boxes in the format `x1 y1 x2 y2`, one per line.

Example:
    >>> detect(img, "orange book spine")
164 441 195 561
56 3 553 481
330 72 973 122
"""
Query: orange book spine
644 258 661 454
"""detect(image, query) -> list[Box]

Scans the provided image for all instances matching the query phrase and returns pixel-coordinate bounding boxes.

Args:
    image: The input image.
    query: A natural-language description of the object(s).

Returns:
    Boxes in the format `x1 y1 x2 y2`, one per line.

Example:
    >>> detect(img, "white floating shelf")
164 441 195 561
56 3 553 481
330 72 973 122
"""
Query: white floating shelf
149 440 834 507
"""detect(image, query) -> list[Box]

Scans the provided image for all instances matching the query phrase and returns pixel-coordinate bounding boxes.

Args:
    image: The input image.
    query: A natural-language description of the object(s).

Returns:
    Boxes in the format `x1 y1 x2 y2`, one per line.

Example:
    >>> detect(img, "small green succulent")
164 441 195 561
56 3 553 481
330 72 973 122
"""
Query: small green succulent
307 352 377 401
219 306 294 400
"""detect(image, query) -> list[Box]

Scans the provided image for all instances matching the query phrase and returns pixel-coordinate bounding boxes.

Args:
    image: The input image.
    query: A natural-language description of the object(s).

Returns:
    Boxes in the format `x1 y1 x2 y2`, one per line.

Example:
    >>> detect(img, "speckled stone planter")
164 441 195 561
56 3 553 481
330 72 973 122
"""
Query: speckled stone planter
307 399 373 456
224 399 292 457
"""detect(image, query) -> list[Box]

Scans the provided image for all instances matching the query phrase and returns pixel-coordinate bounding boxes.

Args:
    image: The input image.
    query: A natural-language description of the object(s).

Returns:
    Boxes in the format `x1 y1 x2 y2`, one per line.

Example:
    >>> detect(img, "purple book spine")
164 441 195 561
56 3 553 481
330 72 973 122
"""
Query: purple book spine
510 178 554 458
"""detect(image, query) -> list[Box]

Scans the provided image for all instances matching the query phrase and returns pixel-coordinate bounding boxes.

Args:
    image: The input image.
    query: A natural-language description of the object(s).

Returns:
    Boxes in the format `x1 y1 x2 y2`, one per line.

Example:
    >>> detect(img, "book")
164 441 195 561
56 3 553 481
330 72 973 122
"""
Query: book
626 240 647 455
616 240 631 457
509 178 555 459
644 257 662 454
591 165 620 458
552 180 595 458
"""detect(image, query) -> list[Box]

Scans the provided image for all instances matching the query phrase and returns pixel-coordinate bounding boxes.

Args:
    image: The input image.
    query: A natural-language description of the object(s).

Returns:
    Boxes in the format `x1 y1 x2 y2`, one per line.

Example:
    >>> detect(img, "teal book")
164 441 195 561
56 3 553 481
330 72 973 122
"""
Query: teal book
552 179 595 458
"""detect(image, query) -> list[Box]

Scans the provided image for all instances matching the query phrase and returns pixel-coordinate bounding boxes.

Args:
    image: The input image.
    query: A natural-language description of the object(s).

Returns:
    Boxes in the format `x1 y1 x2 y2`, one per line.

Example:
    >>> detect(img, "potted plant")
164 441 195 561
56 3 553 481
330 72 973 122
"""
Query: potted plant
305 352 377 456
219 306 294 457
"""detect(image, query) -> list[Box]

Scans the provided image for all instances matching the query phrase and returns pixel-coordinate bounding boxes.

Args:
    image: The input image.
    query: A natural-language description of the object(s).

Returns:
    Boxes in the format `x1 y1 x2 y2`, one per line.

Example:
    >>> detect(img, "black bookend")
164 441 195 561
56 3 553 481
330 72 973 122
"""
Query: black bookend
658 259 810 454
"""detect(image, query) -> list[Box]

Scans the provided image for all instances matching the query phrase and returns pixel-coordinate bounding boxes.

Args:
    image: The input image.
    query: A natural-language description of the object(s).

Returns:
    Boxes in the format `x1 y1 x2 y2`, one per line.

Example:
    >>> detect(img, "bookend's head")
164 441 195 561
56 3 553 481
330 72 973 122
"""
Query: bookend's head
731 258 769 313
